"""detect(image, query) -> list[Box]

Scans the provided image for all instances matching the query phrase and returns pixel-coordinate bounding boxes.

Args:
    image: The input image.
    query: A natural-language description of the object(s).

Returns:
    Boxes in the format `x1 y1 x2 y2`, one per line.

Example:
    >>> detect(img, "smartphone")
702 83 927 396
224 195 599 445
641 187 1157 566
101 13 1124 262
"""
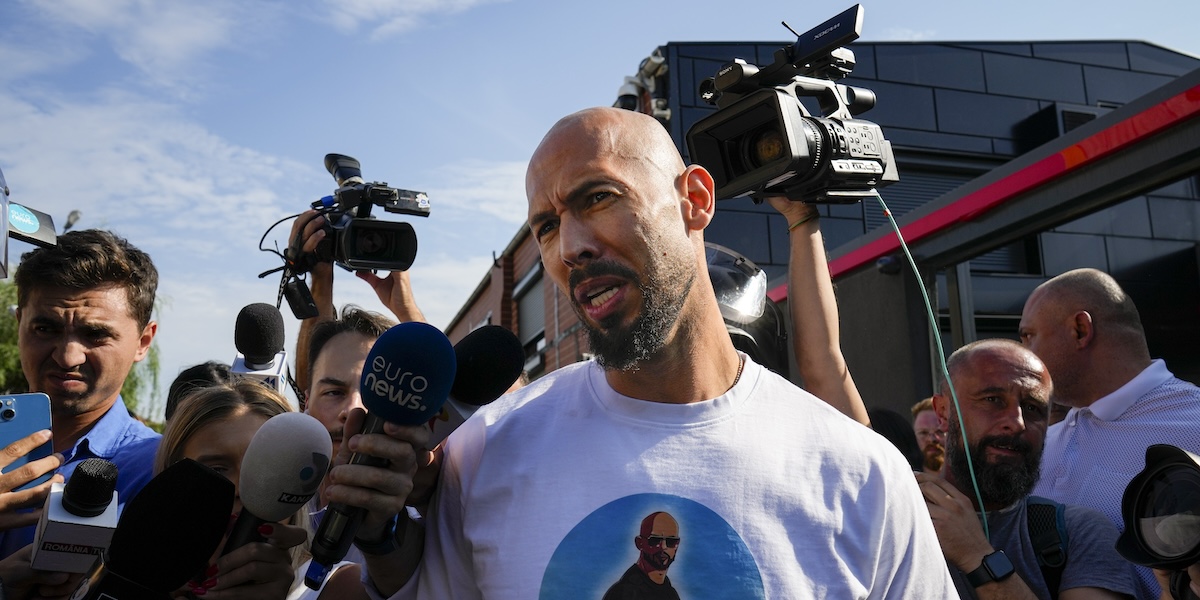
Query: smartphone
0 393 54 492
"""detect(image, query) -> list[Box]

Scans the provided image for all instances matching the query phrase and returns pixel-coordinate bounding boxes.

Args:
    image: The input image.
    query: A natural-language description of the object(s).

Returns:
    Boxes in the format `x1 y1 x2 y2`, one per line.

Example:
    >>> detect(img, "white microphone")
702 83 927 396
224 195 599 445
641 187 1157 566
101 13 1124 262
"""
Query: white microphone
231 303 289 396
31 458 119 573
221 412 331 554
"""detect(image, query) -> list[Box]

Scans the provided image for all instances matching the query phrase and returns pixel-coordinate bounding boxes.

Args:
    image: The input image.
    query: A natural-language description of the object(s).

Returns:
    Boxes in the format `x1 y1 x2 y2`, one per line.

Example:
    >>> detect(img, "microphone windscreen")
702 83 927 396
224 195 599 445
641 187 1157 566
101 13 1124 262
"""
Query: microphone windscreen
62 458 118 518
108 458 234 593
239 412 331 522
451 325 525 406
234 303 286 364
359 322 456 425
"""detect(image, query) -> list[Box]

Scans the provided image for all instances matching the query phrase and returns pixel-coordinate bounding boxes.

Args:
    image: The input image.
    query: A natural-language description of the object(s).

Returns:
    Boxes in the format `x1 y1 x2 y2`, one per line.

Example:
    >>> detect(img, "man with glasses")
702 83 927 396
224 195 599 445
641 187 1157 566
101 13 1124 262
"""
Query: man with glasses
913 397 946 475
604 512 682 600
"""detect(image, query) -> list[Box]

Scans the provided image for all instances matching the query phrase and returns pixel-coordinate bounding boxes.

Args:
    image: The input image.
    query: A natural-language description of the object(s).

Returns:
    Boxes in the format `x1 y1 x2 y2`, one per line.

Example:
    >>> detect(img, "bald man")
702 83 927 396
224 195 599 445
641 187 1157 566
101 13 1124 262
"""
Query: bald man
395 107 952 598
1019 268 1200 600
603 512 682 600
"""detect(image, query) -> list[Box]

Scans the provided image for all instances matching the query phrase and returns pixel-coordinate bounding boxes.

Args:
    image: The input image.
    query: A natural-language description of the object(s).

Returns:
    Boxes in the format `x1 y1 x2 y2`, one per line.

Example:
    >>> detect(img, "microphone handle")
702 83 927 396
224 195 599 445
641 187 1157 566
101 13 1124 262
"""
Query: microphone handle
307 413 389 582
220 509 270 556
73 555 164 600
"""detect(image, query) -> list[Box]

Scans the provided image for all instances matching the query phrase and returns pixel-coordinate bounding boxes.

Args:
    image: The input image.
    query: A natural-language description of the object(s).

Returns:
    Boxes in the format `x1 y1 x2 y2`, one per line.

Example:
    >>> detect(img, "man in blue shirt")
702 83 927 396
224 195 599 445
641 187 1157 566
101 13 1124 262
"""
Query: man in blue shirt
0 229 162 559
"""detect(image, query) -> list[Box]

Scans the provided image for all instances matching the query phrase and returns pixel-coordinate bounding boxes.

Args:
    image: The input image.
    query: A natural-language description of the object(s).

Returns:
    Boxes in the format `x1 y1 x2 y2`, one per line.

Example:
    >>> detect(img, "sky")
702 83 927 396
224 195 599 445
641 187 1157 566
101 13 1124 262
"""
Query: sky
1 0 1197 419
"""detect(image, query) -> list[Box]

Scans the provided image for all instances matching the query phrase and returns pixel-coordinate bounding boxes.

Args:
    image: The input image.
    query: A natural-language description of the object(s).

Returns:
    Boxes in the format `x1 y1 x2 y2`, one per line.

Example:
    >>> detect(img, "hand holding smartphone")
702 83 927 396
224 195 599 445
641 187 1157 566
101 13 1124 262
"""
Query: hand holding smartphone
0 393 59 492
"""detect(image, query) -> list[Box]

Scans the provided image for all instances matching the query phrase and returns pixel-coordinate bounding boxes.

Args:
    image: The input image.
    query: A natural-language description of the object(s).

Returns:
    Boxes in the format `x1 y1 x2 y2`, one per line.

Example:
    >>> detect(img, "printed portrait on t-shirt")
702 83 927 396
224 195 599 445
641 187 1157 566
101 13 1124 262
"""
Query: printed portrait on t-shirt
538 493 765 599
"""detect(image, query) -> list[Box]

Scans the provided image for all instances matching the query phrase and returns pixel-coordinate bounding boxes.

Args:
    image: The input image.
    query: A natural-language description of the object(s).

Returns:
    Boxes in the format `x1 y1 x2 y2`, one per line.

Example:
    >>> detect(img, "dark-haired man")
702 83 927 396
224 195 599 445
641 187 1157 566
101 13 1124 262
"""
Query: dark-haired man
918 338 1134 599
0 230 161 557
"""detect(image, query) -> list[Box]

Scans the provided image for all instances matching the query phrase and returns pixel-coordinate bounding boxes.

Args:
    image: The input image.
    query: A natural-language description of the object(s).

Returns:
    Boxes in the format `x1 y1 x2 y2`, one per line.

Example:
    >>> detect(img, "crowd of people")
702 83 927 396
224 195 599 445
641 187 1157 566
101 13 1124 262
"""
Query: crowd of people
0 104 1194 599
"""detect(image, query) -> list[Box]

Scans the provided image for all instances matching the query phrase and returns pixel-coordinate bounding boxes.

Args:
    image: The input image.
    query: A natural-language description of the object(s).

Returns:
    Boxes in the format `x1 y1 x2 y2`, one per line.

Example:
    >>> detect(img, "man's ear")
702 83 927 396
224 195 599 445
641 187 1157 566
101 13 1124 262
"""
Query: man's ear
931 393 951 432
133 321 157 362
1071 310 1094 349
679 165 716 231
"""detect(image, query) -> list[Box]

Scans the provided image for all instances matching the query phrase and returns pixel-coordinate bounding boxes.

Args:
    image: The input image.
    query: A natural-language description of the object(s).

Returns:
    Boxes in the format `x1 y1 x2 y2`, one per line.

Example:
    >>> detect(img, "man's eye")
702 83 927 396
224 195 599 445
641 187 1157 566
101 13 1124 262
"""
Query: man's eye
589 191 612 205
537 220 558 239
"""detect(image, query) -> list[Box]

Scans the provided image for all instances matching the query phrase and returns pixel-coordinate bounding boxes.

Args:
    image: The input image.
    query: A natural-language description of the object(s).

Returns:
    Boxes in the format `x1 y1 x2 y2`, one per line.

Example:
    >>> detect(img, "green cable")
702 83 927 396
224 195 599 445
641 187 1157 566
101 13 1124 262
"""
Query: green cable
872 190 990 541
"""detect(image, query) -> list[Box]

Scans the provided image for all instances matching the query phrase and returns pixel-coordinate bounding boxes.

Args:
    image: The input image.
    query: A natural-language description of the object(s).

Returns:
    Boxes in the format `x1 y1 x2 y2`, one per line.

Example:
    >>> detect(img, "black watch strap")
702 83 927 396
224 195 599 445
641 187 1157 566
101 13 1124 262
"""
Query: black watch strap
966 550 1015 587
353 514 399 555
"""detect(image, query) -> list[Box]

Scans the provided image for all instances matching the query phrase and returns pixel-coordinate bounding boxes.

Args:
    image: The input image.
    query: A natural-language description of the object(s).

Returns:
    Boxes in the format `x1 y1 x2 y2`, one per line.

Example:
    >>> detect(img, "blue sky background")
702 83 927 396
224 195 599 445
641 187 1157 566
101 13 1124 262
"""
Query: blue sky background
1 0 1197 417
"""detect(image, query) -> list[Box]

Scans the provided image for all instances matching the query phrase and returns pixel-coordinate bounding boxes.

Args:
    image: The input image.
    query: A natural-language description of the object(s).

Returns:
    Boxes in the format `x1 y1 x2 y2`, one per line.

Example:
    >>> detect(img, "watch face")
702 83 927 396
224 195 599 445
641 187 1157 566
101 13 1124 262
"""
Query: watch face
984 550 1015 580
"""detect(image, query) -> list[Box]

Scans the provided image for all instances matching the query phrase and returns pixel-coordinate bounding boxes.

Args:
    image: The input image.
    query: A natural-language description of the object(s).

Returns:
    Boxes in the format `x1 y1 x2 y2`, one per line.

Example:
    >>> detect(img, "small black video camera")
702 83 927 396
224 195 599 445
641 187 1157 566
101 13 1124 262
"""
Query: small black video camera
685 4 898 204
303 154 430 273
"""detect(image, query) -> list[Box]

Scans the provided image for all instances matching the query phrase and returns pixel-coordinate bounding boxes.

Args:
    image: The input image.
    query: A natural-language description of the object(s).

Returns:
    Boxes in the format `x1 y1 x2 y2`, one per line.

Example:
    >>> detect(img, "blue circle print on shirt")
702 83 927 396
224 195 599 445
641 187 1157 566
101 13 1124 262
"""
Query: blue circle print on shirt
539 493 765 599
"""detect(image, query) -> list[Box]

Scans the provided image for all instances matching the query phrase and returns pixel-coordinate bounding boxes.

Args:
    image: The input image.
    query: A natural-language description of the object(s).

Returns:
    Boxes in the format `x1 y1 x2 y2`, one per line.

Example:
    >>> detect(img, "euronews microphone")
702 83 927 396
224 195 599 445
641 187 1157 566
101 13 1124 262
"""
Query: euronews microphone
231 303 289 395
221 412 331 554
426 325 526 448
30 458 118 573
72 458 234 600
304 321 456 590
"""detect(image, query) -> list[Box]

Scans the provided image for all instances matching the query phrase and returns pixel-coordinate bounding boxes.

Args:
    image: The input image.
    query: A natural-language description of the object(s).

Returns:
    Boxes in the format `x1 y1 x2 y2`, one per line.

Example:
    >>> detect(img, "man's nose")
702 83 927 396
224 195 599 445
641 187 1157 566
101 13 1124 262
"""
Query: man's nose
559 216 599 269
340 391 366 421
53 339 86 369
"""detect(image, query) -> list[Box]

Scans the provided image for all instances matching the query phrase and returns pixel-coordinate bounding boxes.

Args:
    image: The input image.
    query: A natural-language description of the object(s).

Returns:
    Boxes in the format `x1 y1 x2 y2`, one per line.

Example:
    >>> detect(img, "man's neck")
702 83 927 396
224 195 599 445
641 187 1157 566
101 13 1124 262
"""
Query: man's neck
605 304 742 404
51 396 118 454
1066 353 1154 408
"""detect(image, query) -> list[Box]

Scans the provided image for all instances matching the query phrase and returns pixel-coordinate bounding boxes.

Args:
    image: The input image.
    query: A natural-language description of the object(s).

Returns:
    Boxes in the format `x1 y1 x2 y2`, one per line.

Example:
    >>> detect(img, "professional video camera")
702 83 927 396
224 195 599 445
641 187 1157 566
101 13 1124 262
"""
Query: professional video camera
1117 444 1200 600
296 153 429 273
685 4 898 204
264 154 430 319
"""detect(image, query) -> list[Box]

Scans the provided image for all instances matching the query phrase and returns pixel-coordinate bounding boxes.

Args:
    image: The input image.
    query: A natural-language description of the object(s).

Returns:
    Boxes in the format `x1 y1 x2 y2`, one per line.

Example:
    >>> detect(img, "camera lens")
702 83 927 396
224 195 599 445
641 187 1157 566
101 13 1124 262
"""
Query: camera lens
1135 463 1200 560
0 407 15 420
748 127 785 168
356 230 390 257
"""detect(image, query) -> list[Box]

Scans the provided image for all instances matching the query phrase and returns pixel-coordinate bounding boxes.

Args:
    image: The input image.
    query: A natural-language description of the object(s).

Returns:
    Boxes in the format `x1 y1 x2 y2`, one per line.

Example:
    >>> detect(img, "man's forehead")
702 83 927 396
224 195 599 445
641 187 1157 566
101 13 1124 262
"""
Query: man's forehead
963 354 1049 393
22 285 136 323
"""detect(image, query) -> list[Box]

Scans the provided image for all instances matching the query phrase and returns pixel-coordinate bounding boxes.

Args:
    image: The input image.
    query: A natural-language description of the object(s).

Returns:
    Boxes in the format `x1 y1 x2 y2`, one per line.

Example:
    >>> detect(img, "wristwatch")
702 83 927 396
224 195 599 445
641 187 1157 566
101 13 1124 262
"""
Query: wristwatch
353 514 399 555
966 550 1015 587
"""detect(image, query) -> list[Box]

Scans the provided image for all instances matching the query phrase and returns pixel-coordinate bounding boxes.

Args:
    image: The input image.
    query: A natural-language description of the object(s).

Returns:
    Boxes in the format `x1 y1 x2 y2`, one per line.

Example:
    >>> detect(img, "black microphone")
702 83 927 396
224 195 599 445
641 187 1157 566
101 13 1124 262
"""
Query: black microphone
304 322 456 589
426 325 526 448
231 303 289 395
220 412 331 555
71 459 234 600
31 458 119 573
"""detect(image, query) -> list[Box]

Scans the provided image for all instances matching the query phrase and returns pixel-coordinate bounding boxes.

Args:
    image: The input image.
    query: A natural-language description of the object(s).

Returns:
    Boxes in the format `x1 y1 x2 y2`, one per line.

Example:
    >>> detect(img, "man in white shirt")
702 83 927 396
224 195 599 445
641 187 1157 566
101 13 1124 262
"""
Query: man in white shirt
390 106 954 599
1019 267 1200 600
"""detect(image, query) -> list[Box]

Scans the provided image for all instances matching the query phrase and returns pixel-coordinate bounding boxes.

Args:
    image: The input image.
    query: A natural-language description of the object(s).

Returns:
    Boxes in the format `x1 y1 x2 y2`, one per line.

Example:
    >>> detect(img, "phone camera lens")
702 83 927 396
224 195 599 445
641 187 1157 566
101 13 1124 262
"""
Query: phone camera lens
0 408 15 420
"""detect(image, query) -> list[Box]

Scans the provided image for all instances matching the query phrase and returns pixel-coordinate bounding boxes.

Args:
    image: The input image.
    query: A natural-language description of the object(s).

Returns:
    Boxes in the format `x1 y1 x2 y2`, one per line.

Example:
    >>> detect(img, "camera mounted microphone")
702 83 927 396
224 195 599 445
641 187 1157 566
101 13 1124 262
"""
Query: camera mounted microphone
231 302 289 396
304 321 456 590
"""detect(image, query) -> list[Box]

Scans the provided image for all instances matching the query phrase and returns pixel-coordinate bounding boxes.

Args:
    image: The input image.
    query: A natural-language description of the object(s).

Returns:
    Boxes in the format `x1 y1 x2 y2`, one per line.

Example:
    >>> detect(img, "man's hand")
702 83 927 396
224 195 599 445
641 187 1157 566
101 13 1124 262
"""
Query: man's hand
0 430 64 531
764 194 819 227
355 270 426 323
185 522 308 600
287 209 329 265
915 471 995 572
327 408 432 538
0 543 78 600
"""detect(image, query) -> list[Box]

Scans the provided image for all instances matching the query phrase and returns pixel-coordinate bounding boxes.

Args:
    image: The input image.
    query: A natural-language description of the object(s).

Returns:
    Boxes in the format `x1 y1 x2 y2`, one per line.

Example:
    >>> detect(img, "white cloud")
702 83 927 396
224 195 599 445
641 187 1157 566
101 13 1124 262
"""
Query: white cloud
318 0 506 39
423 160 529 226
406 252 498 329
18 0 278 95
